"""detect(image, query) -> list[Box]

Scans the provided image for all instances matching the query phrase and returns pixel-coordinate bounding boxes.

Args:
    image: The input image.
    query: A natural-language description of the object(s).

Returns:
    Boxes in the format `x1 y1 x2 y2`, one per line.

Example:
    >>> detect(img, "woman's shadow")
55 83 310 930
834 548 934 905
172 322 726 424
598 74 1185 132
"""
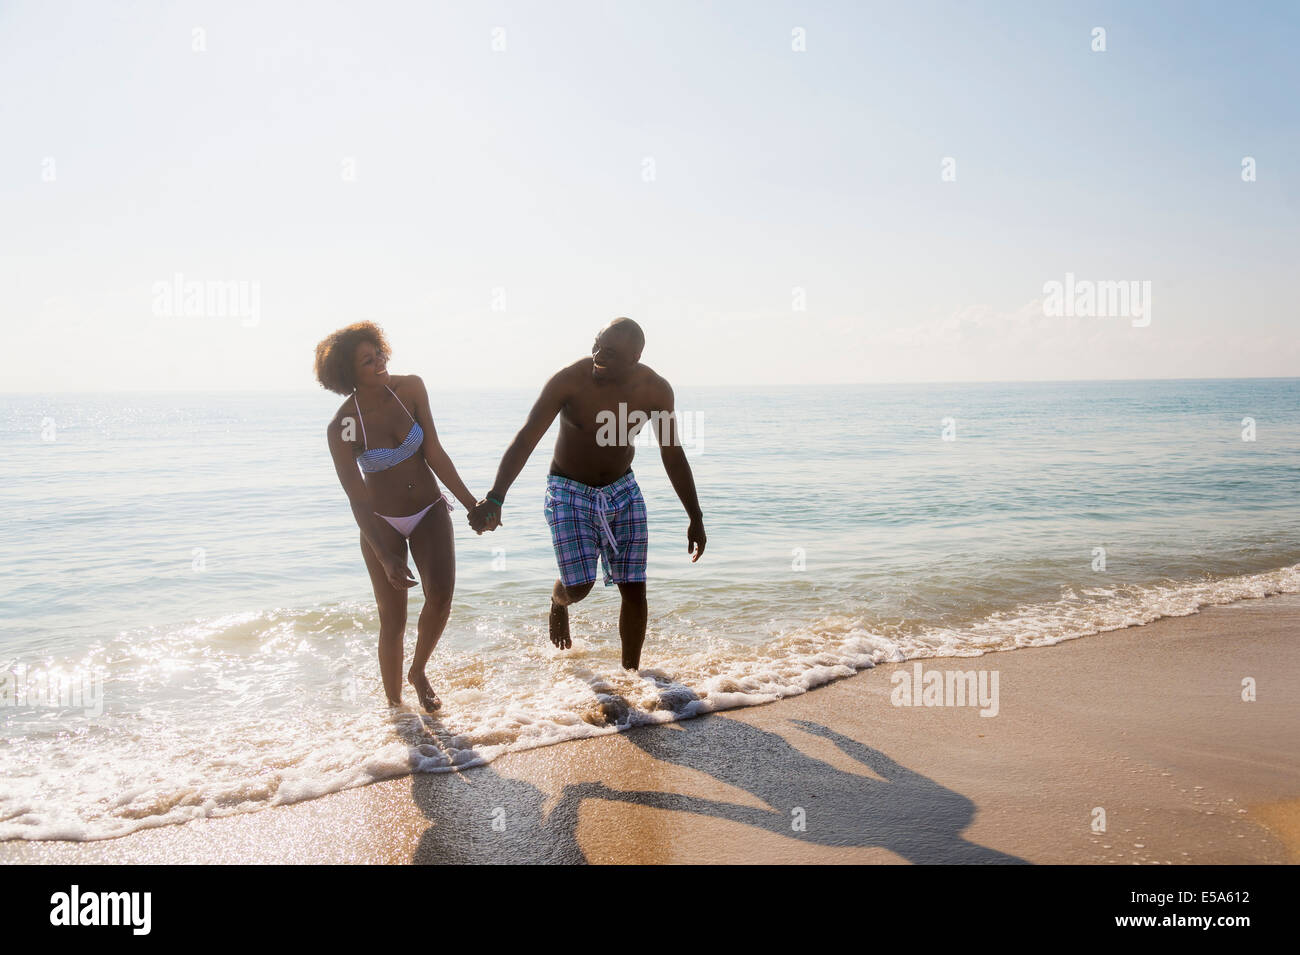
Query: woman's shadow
400 710 586 864
403 684 1027 864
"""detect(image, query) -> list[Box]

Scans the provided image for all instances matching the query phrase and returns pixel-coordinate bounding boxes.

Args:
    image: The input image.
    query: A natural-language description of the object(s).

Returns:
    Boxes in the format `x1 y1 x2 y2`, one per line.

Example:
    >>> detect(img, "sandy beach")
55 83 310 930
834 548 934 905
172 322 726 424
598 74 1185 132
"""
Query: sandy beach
4 593 1298 865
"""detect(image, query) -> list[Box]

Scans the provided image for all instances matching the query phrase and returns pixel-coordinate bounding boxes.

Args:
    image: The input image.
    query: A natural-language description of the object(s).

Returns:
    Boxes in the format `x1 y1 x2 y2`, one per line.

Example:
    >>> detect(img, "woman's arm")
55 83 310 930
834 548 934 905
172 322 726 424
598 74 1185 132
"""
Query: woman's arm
327 418 417 589
408 376 479 511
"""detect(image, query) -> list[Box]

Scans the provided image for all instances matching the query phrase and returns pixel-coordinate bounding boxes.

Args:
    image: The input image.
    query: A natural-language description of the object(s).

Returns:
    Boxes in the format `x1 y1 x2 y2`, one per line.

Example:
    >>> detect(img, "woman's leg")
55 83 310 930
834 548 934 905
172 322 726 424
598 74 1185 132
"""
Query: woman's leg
360 527 410 706
406 503 455 710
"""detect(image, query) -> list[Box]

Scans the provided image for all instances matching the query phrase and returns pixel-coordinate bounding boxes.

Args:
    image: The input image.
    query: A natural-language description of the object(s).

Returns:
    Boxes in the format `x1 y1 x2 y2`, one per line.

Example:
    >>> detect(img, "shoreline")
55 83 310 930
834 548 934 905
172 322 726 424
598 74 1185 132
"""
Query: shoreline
4 593 1299 864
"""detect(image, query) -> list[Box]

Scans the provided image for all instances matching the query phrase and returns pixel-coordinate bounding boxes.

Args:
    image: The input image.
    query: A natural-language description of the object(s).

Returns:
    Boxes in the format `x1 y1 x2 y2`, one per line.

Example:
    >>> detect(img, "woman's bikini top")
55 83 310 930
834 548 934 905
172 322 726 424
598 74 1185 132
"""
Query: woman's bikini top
353 385 424 473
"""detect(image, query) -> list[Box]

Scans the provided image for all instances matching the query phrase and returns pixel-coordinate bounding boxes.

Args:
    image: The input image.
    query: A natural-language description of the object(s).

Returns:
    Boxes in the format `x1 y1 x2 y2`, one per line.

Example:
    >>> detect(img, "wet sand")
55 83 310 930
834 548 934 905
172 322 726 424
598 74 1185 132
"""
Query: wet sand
4 594 1298 864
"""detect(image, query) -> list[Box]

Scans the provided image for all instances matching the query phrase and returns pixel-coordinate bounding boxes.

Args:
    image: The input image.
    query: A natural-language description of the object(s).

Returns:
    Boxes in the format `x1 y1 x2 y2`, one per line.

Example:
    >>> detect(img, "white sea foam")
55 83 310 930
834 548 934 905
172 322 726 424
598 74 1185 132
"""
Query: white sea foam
3 563 1297 842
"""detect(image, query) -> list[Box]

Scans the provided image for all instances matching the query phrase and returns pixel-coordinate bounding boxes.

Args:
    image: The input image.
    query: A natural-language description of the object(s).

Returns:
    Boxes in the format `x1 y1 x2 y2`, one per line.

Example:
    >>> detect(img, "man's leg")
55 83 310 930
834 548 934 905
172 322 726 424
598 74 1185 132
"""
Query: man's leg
615 581 647 669
609 476 649 669
545 481 599 651
549 578 594 650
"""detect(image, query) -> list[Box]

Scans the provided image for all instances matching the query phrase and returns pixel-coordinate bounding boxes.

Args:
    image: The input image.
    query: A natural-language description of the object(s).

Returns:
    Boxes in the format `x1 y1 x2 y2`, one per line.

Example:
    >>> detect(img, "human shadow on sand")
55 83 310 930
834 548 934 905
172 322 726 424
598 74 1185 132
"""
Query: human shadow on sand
404 684 1028 864
400 709 585 864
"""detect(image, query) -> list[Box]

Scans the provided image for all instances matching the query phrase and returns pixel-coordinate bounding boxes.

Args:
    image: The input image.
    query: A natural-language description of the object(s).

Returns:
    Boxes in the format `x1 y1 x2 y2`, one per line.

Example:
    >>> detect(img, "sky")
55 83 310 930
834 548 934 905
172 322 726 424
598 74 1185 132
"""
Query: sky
1 0 1297 391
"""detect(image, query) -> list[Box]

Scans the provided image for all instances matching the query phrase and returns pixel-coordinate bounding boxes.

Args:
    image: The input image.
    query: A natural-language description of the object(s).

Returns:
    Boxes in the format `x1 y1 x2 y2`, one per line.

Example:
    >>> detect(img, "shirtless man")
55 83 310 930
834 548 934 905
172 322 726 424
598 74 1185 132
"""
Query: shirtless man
469 318 705 669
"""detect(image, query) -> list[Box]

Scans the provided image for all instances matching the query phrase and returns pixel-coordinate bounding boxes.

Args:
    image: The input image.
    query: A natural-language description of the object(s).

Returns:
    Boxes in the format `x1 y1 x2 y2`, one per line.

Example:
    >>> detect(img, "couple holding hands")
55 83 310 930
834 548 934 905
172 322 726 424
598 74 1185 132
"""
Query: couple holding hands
317 318 706 711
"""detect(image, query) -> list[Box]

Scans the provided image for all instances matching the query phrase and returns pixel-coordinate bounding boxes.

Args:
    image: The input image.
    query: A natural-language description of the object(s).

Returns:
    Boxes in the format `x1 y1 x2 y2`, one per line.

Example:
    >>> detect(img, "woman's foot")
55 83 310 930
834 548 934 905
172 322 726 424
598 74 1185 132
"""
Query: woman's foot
406 669 441 711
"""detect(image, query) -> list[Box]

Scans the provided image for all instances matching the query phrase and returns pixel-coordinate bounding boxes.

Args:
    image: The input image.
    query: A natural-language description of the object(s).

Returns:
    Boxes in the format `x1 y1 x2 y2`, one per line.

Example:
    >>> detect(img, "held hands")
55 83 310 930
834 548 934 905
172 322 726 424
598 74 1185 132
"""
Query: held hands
467 498 503 535
687 516 707 562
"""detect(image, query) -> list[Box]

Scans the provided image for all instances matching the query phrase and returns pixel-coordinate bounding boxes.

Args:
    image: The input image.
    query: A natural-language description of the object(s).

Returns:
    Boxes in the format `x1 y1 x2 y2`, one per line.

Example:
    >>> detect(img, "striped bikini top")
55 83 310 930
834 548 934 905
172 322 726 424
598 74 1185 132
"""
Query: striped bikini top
353 385 424 473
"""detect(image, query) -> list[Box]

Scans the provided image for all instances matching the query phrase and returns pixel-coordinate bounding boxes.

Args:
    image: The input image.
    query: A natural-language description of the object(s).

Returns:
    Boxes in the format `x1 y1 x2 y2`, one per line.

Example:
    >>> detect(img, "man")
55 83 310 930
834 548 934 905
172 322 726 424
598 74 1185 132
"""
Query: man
469 318 705 669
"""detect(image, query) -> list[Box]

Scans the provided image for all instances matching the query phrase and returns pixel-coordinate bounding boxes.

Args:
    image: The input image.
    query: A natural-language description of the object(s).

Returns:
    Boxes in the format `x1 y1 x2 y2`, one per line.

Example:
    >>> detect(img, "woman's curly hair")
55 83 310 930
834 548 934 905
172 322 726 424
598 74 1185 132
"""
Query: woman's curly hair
314 321 392 395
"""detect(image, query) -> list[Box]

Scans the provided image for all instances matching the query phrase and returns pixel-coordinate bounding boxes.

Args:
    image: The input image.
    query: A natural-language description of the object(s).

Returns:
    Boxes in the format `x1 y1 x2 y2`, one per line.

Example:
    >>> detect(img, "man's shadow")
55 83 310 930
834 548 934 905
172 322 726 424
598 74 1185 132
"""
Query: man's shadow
400 684 1027 864
552 684 1027 864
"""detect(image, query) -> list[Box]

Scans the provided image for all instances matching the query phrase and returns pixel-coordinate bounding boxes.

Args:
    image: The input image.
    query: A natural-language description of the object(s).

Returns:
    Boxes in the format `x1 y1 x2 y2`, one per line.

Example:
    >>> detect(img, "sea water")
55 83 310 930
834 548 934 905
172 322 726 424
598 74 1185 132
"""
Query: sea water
1 379 1297 839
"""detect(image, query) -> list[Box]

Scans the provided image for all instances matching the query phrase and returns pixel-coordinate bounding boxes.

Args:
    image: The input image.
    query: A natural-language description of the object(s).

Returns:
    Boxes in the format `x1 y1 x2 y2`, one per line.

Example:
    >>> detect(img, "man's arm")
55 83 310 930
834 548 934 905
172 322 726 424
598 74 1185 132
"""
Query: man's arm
474 368 572 529
655 381 706 561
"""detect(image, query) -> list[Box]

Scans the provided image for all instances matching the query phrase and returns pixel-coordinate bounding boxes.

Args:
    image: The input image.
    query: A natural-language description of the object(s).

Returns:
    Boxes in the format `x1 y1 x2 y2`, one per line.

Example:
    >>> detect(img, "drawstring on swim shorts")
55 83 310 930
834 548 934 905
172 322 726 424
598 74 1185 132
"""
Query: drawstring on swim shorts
593 489 620 556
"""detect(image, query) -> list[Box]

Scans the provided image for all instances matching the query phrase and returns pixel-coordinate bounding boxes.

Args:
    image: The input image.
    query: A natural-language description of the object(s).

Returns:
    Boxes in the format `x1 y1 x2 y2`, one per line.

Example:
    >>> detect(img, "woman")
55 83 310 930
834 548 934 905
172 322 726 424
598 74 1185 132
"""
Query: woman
315 322 478 712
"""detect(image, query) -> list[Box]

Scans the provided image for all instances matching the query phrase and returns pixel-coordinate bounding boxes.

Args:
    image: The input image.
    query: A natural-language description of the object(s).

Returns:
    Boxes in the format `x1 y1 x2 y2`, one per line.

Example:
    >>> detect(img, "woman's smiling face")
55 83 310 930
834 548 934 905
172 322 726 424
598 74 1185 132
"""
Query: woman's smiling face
352 340 390 389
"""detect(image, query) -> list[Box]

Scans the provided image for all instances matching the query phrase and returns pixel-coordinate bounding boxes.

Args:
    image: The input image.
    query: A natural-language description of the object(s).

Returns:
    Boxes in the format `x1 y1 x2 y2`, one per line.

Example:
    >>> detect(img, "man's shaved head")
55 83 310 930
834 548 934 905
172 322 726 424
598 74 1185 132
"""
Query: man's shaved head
602 317 645 357
591 317 645 383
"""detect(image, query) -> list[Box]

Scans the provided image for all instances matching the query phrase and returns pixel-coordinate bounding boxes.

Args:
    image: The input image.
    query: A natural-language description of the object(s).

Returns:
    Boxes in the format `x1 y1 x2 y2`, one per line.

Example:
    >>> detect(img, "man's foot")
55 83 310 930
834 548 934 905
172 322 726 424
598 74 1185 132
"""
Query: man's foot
406 669 442 711
549 599 572 650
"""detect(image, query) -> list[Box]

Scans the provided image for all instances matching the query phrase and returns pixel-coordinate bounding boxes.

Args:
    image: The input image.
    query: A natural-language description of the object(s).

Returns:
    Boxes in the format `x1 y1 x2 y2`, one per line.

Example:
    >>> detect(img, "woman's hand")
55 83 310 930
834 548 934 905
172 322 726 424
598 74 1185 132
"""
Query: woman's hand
381 552 418 589
468 499 502 534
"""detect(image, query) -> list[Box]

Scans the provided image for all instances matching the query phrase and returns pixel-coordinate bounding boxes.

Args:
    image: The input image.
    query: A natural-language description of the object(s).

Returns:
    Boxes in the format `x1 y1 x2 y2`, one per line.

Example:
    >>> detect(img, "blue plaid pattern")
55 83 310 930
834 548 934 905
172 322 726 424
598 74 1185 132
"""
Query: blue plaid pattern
544 471 648 587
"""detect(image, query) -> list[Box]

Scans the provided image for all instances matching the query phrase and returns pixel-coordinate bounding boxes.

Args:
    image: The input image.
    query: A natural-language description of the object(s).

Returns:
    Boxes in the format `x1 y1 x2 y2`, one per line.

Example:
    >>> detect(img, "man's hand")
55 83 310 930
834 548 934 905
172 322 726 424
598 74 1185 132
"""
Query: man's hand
687 516 706 562
381 552 418 589
468 500 502 534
